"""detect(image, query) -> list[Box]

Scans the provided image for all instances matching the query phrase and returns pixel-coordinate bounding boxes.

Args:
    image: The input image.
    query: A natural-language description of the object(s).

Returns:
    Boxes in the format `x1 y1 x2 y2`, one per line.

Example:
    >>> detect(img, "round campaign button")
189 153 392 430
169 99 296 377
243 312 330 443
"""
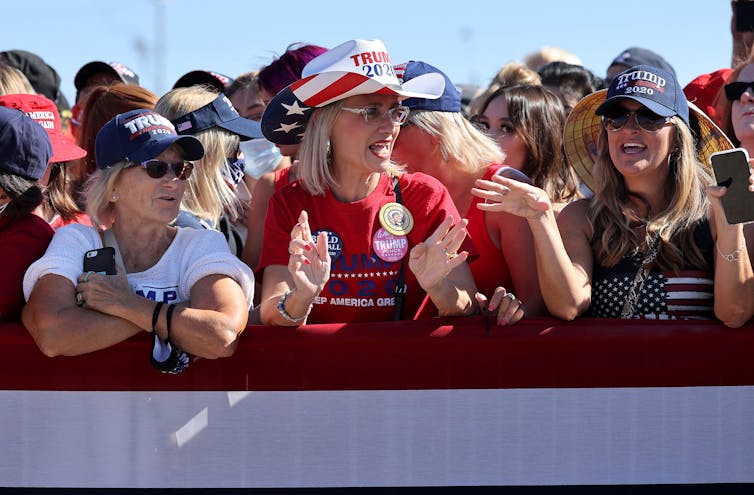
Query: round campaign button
378 202 413 236
312 229 343 261
372 228 408 262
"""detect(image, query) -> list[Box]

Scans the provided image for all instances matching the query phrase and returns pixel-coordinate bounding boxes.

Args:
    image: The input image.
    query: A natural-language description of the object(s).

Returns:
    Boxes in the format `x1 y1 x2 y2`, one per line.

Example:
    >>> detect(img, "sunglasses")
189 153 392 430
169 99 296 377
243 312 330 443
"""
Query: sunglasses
128 160 194 180
601 107 671 133
724 81 754 101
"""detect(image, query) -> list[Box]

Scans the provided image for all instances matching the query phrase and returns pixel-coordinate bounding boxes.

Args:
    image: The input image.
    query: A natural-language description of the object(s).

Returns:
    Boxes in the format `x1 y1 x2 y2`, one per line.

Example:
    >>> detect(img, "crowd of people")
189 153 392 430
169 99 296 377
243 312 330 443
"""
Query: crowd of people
2 4 754 368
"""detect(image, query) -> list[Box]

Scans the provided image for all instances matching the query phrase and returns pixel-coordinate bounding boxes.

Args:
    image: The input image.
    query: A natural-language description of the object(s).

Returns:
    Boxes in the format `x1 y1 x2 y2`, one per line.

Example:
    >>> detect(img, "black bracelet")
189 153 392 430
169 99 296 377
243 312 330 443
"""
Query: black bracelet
166 304 177 342
151 302 165 334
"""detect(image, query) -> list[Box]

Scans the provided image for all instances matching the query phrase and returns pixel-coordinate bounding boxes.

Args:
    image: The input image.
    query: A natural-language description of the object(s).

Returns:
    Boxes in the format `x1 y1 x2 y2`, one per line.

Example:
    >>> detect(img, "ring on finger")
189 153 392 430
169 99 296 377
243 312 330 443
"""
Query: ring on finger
505 292 516 301
75 292 85 307
500 186 510 197
443 248 456 260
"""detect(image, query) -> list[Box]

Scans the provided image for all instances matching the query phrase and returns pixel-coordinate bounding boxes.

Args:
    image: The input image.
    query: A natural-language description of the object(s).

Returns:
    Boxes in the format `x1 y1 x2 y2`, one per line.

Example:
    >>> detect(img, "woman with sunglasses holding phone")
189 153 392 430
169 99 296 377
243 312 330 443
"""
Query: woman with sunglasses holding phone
472 65 753 327
256 39 477 325
22 109 254 359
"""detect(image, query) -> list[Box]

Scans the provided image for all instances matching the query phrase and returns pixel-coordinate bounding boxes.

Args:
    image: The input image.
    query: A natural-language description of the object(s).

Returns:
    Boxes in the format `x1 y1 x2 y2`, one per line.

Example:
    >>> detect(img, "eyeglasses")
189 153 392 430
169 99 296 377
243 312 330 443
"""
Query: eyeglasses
601 108 671 133
341 105 410 125
724 81 754 101
128 160 194 180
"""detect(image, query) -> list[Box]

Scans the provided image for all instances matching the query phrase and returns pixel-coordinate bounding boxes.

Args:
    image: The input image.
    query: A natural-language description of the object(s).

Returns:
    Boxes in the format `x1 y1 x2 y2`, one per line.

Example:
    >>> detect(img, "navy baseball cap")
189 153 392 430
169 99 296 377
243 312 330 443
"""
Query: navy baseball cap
608 47 676 78
595 65 689 127
0 107 52 180
95 109 204 169
171 94 263 141
397 61 461 113
172 70 234 92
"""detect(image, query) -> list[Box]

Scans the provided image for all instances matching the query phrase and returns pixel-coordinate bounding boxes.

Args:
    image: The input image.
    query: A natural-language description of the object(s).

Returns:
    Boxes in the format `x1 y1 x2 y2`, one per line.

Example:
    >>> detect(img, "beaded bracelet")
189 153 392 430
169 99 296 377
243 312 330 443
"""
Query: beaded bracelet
277 290 311 323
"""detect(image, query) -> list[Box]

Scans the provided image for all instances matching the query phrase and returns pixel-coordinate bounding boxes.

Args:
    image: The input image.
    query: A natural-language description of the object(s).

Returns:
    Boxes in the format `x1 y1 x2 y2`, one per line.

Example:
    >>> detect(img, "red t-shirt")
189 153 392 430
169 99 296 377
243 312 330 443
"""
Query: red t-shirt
465 164 513 296
258 172 473 323
0 213 54 322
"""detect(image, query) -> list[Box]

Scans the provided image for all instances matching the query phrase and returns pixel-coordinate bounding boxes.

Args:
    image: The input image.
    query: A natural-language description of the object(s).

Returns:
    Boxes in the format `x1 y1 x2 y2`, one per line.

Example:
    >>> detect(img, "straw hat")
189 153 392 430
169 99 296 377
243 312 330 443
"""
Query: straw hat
563 89 734 192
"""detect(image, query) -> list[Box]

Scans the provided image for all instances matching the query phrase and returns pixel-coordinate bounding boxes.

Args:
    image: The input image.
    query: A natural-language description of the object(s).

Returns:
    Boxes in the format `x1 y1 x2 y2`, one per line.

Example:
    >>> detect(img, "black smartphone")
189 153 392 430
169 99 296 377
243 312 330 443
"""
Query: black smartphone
710 148 754 224
736 1 754 32
83 247 117 275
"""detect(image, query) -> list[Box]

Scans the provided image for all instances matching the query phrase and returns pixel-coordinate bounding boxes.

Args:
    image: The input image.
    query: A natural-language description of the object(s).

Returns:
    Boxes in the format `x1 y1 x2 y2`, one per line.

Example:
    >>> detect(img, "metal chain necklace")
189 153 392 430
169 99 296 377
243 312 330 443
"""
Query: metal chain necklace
620 233 660 319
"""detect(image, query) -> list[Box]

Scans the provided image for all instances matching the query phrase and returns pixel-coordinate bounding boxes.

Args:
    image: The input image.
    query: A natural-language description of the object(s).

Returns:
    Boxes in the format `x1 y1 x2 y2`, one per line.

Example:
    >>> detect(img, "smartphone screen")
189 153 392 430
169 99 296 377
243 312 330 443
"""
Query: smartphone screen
710 148 754 224
736 1 754 32
83 247 117 275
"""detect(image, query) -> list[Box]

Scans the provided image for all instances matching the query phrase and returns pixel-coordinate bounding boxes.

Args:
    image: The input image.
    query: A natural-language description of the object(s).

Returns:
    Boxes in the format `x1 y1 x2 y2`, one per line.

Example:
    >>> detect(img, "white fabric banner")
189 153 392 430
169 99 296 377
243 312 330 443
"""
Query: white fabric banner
2 386 753 488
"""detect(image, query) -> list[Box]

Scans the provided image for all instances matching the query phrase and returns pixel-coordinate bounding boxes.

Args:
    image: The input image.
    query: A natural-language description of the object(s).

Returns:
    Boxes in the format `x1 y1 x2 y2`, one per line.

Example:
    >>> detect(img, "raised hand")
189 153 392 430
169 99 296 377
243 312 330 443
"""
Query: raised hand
287 210 331 299
472 174 550 219
409 216 469 291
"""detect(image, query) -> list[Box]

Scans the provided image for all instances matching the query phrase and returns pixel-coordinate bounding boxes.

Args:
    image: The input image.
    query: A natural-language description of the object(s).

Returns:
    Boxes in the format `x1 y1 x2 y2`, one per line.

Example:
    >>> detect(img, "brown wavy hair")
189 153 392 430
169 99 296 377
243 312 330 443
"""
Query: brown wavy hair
588 117 713 272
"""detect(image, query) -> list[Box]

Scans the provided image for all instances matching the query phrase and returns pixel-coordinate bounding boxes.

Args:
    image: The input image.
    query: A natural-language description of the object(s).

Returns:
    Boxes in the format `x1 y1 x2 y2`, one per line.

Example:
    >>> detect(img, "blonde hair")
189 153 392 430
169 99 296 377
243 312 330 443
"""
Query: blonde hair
523 46 582 71
83 162 128 229
589 117 713 272
156 86 243 223
0 64 35 95
297 100 402 196
469 62 541 116
407 109 503 174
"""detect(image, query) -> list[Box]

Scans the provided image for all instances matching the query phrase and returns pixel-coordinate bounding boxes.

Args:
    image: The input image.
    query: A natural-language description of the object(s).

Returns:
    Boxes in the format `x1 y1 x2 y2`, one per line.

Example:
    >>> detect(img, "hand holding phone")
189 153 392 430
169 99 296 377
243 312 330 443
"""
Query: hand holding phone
83 247 117 275
709 148 754 224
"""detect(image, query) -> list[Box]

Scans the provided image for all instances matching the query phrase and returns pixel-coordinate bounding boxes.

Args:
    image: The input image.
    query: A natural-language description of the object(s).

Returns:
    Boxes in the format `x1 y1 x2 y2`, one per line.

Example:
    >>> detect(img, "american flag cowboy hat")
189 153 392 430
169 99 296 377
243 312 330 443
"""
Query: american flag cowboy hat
260 39 446 145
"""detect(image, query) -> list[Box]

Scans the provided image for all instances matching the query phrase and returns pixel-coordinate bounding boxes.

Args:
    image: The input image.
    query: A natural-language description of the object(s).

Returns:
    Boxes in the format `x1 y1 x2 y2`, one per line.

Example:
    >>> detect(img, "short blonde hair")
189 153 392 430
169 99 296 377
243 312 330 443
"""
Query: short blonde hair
0 64 35 95
83 162 128 229
298 101 403 196
407 109 503 174
156 86 243 223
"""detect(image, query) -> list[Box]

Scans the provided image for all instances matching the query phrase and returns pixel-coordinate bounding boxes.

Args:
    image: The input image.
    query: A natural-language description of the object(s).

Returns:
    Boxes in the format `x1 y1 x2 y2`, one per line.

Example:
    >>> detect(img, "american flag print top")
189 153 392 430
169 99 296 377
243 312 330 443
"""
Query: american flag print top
590 266 715 320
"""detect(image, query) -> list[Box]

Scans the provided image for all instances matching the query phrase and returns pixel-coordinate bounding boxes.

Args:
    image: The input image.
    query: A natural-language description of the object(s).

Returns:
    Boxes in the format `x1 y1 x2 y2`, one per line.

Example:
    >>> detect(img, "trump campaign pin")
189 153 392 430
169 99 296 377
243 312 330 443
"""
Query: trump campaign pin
312 229 343 261
372 228 408 262
378 202 413 236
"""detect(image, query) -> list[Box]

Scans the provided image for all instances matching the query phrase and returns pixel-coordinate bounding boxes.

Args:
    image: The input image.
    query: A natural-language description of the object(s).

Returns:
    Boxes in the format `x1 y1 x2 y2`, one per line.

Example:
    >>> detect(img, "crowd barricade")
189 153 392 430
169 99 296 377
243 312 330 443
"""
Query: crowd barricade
1 317 752 492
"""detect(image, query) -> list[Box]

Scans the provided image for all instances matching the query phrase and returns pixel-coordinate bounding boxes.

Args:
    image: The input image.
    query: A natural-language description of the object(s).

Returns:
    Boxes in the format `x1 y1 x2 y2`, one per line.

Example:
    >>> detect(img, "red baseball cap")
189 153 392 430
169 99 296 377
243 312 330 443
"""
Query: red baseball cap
683 68 733 126
0 93 87 163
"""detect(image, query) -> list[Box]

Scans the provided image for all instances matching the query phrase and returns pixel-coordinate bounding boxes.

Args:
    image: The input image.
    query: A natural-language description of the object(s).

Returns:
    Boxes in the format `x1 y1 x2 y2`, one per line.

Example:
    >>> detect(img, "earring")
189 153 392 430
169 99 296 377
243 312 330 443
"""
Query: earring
111 194 118 201
326 139 332 162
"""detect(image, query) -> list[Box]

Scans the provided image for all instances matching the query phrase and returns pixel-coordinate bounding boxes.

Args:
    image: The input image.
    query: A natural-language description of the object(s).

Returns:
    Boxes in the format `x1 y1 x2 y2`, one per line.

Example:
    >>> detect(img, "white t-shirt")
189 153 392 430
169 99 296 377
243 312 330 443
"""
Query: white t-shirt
23 224 254 308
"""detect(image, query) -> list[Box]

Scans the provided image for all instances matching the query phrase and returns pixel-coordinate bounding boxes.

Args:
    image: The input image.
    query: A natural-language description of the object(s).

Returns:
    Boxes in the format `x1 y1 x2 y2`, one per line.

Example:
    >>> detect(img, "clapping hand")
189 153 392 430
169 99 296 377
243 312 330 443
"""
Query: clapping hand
287 210 331 299
409 216 469 291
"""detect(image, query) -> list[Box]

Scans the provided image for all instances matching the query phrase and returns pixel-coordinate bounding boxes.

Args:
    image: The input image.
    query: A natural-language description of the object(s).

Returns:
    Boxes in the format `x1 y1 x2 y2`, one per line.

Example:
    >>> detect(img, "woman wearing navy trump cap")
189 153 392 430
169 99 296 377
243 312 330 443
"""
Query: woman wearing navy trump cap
23 109 254 371
256 39 478 325
474 65 753 327
0 107 54 322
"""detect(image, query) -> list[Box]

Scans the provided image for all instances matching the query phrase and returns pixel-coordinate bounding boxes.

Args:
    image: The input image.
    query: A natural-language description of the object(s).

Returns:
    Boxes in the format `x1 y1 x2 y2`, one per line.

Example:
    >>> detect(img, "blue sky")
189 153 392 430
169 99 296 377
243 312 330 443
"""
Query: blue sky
2 1 733 105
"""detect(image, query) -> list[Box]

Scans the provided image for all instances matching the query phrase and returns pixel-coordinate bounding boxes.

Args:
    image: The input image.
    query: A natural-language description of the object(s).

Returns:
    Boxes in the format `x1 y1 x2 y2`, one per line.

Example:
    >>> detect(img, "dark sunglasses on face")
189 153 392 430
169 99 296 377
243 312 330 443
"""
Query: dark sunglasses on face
601 107 671 133
129 160 194 180
724 81 754 101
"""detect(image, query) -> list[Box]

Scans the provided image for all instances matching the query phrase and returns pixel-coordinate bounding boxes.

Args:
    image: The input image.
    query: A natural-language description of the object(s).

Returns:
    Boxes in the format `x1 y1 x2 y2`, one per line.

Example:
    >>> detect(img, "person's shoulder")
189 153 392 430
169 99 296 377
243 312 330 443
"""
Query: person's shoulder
55 222 99 240
4 213 53 236
557 198 592 233
175 225 227 245
398 171 447 194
